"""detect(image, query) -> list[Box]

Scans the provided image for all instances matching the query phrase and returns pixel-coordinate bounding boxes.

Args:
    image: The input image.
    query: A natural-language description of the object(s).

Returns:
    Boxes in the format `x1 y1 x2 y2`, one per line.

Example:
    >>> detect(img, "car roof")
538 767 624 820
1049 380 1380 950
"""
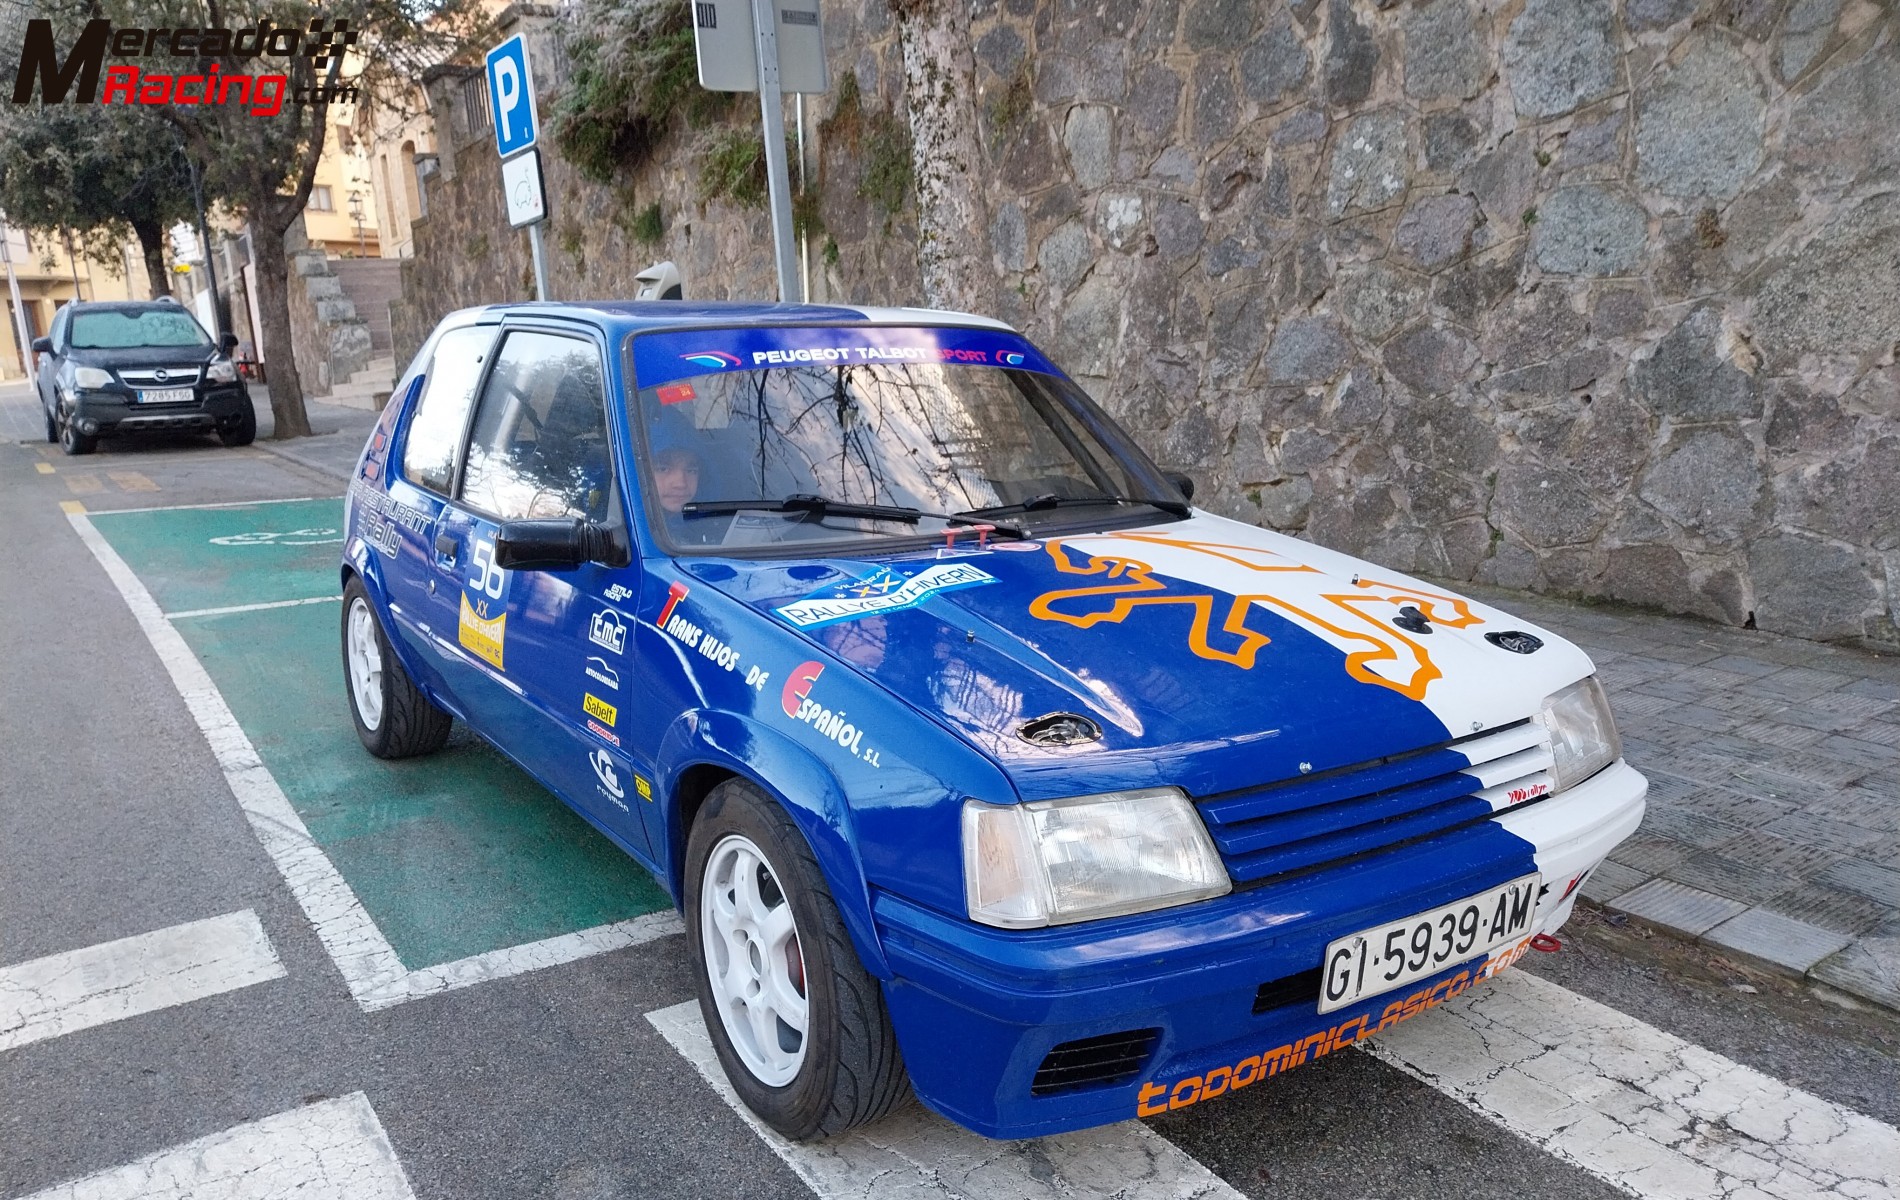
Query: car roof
67 299 192 314
464 299 1017 336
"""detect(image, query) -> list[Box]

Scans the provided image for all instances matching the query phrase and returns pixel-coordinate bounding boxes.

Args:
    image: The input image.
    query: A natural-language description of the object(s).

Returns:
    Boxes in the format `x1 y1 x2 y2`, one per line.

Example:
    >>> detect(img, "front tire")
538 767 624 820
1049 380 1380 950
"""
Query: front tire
685 780 911 1140
218 397 257 447
59 412 96 456
341 577 451 758
43 403 56 443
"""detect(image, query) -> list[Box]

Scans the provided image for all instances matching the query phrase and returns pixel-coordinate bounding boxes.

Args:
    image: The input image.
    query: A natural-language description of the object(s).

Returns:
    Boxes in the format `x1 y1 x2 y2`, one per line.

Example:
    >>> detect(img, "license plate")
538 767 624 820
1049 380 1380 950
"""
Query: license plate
1317 873 1541 1013
137 387 194 405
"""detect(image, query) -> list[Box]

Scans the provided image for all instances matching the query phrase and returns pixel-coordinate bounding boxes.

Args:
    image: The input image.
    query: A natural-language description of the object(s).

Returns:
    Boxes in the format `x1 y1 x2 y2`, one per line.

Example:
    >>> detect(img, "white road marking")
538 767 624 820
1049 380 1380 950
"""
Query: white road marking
67 509 681 1013
165 595 343 620
80 494 341 516
16 1092 415 1200
646 1001 1243 1200
0 911 284 1052
1363 968 1900 1200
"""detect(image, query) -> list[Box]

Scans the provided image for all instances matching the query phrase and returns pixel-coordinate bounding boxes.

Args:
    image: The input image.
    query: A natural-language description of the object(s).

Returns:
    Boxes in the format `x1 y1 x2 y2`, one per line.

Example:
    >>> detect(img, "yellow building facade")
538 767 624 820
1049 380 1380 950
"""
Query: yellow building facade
0 227 148 381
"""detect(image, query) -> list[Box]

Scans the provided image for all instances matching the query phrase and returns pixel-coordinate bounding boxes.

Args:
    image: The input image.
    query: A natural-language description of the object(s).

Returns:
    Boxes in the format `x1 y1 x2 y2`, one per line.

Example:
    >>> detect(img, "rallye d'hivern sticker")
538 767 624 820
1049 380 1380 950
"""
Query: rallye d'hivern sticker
774 563 995 629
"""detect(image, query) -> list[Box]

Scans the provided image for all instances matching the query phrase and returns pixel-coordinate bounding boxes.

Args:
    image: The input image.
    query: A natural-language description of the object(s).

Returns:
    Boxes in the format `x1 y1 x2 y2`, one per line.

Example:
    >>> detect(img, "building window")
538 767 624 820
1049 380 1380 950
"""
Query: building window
308 186 334 212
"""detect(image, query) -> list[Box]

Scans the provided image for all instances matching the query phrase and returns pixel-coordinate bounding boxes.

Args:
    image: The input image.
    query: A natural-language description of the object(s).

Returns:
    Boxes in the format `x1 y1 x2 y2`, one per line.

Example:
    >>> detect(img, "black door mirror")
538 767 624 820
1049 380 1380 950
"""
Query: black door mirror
1163 471 1196 502
30 336 51 354
494 518 619 571
220 331 239 354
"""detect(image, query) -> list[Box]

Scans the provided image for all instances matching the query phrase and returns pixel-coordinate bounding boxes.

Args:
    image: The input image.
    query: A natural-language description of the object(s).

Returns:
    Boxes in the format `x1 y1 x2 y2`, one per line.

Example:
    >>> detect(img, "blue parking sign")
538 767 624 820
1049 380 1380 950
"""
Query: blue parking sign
485 35 539 158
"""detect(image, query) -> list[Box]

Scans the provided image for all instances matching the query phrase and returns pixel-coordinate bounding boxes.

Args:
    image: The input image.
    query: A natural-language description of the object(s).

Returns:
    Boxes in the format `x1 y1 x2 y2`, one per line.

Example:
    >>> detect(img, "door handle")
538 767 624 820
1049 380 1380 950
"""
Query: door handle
434 532 458 563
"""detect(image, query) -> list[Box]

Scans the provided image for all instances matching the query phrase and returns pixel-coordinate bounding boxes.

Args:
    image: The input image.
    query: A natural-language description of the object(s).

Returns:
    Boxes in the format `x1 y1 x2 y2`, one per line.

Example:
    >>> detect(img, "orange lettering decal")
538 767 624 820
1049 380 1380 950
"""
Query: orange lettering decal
1201 1066 1232 1099
1169 1076 1203 1110
1137 1081 1168 1117
1231 1055 1261 1088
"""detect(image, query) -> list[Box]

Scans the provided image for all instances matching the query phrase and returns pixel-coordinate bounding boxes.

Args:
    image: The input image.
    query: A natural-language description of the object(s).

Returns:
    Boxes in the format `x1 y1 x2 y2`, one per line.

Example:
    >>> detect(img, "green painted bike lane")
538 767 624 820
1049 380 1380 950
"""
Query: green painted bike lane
90 499 670 969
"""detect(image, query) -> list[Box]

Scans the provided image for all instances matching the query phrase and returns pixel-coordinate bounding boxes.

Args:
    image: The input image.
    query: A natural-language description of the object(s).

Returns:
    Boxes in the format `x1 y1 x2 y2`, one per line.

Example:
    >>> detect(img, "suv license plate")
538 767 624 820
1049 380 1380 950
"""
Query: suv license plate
1316 873 1541 1013
137 387 195 405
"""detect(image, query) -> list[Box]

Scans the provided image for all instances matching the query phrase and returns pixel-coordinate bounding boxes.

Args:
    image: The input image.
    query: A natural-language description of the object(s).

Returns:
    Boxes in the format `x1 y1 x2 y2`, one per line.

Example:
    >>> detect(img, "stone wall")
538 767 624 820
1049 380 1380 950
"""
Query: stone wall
394 0 1900 645
284 227 373 395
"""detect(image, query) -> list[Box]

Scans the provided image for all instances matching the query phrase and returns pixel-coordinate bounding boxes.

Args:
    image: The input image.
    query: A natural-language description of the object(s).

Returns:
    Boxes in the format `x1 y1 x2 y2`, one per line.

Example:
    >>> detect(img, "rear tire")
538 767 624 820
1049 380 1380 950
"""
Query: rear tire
218 398 257 447
59 413 96 456
342 576 451 758
685 779 912 1140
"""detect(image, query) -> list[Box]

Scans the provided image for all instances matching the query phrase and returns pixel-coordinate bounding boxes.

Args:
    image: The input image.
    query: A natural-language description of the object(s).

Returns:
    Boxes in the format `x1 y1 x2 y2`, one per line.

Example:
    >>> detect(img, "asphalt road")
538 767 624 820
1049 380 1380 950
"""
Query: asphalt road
2 384 1895 1200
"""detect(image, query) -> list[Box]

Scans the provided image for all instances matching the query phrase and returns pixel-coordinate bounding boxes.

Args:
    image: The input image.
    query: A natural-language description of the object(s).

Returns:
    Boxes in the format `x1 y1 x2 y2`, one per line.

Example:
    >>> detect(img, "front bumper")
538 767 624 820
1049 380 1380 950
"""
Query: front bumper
875 759 1647 1139
66 384 249 435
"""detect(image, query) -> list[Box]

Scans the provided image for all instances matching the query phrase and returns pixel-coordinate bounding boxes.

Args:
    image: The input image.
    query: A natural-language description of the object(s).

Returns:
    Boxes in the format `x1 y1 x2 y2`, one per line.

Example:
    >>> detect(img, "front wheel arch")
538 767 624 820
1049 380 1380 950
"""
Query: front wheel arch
655 714 890 982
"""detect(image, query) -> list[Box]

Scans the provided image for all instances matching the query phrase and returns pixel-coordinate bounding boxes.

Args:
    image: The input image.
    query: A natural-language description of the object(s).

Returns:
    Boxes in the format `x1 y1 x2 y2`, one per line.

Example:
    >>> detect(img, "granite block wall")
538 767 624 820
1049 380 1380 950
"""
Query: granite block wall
394 0 1900 644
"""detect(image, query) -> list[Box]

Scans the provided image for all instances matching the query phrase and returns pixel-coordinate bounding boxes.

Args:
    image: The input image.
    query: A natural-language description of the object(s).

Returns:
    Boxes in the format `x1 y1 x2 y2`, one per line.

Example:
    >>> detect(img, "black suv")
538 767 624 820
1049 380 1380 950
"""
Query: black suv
34 299 255 455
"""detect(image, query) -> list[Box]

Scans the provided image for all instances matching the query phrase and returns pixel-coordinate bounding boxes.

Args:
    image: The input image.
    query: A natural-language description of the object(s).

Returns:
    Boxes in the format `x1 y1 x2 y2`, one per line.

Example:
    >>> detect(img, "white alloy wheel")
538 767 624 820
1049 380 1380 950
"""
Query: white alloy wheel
700 832 809 1086
345 597 385 732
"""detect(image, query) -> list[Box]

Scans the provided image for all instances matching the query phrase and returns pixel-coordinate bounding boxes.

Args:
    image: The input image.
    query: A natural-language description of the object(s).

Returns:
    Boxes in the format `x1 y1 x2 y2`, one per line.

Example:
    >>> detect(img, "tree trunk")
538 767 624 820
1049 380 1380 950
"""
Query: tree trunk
894 0 994 313
249 223 312 439
129 217 171 299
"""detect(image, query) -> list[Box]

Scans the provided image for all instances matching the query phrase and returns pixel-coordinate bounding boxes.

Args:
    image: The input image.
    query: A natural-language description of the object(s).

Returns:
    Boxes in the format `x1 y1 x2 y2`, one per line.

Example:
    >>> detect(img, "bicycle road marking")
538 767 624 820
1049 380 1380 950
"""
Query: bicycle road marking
66 507 681 1013
0 911 284 1052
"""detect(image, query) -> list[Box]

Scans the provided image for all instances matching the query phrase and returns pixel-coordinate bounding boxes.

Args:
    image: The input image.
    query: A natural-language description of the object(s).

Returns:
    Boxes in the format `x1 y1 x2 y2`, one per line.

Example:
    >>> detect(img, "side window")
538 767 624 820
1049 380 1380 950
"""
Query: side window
400 326 492 493
460 330 612 522
49 305 68 351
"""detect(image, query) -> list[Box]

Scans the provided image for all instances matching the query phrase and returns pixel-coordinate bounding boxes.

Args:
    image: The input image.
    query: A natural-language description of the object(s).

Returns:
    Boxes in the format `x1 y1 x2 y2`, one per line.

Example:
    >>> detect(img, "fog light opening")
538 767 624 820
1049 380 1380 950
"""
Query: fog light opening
79 418 100 434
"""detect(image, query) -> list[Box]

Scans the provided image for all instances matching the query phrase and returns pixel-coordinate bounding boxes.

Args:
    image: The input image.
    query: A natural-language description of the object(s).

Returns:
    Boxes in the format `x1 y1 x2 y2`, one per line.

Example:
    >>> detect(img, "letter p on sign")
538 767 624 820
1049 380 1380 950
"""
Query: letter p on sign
485 35 539 159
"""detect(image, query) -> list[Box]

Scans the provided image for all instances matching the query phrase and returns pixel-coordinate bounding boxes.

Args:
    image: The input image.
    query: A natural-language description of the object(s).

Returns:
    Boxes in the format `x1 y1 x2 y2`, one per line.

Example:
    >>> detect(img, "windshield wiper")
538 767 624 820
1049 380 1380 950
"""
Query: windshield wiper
961 493 1191 519
682 494 1023 538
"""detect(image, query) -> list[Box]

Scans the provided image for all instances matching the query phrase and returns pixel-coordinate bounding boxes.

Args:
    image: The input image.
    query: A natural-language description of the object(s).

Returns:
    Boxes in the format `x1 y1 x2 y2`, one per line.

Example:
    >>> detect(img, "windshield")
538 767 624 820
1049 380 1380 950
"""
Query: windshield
628 326 1181 553
71 308 212 350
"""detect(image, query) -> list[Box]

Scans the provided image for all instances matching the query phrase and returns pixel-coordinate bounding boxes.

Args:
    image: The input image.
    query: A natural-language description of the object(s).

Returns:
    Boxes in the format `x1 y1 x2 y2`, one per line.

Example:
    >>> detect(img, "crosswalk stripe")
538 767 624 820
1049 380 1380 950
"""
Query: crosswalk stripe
1364 968 1900 1199
0 911 285 1052
15 1092 415 1200
646 1001 1245 1200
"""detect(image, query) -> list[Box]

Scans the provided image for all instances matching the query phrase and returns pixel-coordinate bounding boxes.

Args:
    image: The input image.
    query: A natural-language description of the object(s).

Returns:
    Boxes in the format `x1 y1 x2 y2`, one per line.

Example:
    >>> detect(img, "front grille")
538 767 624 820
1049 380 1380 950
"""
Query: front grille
118 366 203 387
1030 1028 1160 1096
1197 720 1553 887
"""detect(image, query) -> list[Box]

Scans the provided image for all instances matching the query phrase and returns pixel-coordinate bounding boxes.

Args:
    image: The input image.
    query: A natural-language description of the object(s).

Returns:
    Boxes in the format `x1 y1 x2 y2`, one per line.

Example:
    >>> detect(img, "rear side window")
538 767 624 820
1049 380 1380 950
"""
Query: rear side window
460 330 612 521
401 326 492 493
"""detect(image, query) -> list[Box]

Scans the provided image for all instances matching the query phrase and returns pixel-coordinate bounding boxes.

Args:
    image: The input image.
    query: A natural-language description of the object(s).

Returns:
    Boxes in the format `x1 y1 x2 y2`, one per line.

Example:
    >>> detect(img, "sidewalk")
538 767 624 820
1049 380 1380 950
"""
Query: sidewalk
1456 580 1900 1013
248 386 1900 1013
252 384 383 481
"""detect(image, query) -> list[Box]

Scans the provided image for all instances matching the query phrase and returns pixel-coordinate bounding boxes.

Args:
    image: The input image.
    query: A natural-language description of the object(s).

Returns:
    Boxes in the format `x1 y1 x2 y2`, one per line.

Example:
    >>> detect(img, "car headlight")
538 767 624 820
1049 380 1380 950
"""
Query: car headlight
1537 676 1621 791
72 366 112 388
206 360 237 383
962 788 1230 928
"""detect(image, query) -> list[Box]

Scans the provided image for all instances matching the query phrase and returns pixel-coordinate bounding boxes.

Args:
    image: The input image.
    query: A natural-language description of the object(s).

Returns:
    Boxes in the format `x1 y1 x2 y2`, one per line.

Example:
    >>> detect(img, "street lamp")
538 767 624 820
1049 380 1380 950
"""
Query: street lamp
348 190 366 258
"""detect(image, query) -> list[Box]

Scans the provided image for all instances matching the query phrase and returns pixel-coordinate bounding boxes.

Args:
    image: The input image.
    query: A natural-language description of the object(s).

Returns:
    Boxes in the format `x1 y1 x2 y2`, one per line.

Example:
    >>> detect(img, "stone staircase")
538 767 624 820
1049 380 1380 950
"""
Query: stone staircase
332 259 404 355
322 355 397 411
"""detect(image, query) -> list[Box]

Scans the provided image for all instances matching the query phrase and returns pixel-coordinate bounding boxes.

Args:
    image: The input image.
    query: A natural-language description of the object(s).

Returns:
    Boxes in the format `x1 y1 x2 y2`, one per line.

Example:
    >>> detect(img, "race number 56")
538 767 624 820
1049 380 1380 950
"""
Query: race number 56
469 539 506 599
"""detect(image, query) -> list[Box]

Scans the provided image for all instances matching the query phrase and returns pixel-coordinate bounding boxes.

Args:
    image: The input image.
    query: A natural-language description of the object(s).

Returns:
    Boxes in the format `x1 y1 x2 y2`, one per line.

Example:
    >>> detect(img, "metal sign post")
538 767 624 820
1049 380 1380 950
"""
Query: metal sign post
486 35 550 301
693 0 828 303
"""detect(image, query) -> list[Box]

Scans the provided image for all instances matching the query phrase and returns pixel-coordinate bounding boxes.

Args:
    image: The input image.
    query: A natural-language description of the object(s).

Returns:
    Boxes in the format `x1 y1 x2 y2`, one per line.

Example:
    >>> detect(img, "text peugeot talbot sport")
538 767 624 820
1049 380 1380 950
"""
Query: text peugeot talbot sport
339 300 1645 1139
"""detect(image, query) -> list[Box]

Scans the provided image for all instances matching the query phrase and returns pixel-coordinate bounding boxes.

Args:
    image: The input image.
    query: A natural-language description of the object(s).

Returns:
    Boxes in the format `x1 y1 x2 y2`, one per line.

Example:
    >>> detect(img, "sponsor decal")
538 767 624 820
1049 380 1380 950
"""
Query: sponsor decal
585 656 620 690
1140 934 1537 1118
681 351 743 370
348 481 432 534
1507 781 1550 804
775 563 996 629
660 604 744 673
1030 533 1486 702
779 660 881 767
995 350 1026 366
457 594 506 669
583 692 618 727
988 540 1044 552
586 718 620 746
748 345 996 366
634 774 654 801
362 517 400 558
657 580 689 629
603 582 634 602
589 749 628 812
589 608 628 654
781 661 824 718
635 328 1060 390
657 382 696 405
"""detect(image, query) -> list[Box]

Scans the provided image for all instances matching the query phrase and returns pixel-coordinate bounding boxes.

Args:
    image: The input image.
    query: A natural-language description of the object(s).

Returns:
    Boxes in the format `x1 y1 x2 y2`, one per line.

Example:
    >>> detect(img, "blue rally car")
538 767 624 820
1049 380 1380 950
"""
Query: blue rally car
340 300 1646 1140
